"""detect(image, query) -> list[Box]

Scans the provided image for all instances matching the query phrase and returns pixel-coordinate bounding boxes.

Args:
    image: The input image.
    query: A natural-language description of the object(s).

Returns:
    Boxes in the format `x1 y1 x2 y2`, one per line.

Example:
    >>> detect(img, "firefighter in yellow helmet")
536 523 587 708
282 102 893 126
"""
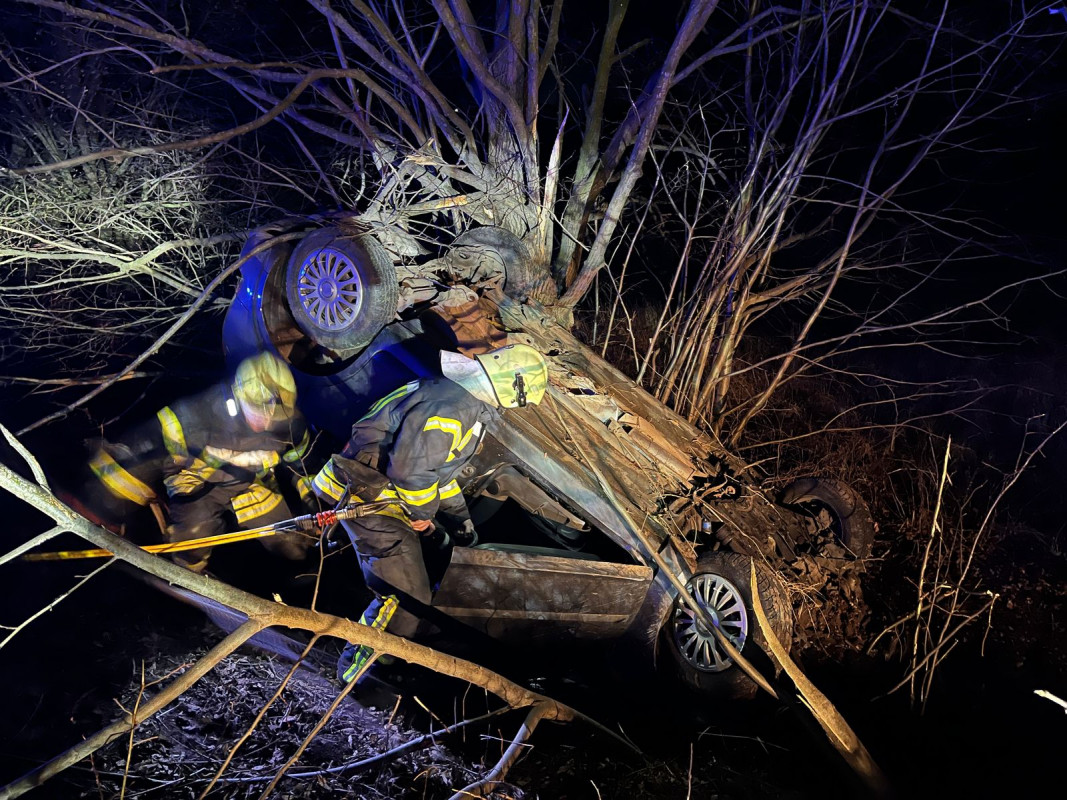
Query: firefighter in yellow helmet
84 352 315 572
313 343 548 683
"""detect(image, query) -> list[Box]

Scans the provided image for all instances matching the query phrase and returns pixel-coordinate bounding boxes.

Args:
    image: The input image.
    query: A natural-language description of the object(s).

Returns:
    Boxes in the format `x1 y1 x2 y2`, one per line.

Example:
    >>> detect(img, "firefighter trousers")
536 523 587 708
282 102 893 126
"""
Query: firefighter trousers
341 512 431 640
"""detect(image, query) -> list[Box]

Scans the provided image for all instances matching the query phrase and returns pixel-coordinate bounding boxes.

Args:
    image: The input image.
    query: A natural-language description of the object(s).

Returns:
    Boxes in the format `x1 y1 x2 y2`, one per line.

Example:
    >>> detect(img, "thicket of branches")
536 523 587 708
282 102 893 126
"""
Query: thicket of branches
2 1 1063 441
582 4 1067 449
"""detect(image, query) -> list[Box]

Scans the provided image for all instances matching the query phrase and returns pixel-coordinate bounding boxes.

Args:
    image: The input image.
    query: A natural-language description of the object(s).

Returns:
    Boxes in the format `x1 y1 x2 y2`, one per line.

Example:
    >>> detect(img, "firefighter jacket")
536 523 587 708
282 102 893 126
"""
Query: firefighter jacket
313 378 494 522
90 383 313 526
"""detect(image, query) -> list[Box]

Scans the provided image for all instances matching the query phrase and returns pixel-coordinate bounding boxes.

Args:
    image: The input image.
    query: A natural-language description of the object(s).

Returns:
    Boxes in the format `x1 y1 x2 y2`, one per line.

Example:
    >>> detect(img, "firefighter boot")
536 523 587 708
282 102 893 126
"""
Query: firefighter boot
338 595 399 684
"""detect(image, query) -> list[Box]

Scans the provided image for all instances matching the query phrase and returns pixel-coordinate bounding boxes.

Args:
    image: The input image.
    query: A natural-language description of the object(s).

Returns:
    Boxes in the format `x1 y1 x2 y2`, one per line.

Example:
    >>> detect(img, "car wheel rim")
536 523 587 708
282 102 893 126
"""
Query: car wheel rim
672 572 748 673
296 247 363 330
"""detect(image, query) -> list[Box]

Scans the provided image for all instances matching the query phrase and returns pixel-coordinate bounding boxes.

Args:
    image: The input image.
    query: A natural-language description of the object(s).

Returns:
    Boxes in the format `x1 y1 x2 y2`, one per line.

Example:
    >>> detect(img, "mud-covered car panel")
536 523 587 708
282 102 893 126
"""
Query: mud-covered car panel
431 546 653 642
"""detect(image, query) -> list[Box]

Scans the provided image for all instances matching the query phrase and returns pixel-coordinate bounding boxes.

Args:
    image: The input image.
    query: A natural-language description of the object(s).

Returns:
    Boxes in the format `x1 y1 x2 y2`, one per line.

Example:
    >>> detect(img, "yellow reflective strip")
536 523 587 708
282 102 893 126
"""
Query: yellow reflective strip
156 407 186 457
235 495 282 524
164 458 217 496
395 482 439 506
375 505 410 522
358 381 420 423
231 483 274 511
439 479 462 500
232 485 283 524
360 487 408 521
454 427 477 457
296 475 313 501
311 459 346 501
344 596 398 682
260 451 280 471
283 429 311 463
368 595 398 630
424 416 463 462
89 451 156 506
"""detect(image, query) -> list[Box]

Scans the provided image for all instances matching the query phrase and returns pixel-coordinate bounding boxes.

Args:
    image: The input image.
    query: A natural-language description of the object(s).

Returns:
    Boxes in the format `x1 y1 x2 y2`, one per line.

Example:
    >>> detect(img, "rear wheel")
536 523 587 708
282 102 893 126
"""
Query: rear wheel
448 226 537 299
664 551 792 699
285 227 398 355
779 477 876 559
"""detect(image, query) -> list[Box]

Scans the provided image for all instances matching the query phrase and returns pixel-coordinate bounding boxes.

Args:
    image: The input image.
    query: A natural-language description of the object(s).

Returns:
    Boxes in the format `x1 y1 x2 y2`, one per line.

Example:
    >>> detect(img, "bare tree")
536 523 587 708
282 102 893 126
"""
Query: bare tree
581 2 1067 446
3 1 1061 443
1 2 1064 793
3 0 721 302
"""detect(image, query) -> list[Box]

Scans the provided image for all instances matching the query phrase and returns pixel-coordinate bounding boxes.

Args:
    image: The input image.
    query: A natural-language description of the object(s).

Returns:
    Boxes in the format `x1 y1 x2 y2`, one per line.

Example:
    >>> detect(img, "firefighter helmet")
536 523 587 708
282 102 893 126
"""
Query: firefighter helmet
233 352 297 426
475 344 548 408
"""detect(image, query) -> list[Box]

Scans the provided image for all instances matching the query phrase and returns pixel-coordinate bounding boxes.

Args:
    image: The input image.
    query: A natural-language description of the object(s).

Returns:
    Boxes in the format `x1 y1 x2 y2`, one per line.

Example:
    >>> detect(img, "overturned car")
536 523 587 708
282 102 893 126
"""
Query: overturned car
222 220 876 698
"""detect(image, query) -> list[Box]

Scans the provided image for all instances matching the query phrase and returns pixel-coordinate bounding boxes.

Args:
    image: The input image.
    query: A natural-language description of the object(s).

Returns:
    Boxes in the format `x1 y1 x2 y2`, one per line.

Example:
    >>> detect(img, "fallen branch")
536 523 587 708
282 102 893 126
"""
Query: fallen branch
0 444 628 798
0 557 114 650
449 701 553 800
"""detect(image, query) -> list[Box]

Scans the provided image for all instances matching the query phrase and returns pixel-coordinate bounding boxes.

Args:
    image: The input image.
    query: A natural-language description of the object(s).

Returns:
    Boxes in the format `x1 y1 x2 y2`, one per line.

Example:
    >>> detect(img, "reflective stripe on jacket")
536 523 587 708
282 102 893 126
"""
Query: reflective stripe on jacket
314 378 493 522
89 449 158 506
157 385 308 499
92 382 310 521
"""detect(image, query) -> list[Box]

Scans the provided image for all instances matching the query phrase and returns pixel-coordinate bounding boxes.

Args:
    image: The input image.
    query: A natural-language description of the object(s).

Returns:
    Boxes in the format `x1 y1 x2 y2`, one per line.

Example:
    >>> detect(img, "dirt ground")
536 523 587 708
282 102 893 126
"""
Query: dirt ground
3 538 1065 800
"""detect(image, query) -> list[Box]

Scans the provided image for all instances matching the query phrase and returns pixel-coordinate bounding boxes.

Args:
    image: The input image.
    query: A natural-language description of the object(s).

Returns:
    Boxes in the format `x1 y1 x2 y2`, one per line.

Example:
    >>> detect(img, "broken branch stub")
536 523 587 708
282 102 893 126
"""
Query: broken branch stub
750 561 890 798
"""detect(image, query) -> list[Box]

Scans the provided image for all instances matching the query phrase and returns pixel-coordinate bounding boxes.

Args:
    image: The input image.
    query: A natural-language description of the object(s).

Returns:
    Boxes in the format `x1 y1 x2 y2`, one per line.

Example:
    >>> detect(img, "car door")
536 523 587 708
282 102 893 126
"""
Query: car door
430 545 653 644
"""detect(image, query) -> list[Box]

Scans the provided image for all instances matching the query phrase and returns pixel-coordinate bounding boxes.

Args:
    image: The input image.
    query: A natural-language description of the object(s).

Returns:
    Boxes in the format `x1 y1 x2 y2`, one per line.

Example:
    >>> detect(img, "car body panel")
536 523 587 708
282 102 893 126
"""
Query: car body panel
431 546 653 642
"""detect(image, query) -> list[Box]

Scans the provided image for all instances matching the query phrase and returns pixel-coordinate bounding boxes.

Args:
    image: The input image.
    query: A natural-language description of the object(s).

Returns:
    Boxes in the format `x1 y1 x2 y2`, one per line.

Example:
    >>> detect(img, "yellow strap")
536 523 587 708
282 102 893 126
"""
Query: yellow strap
22 523 292 562
89 450 157 506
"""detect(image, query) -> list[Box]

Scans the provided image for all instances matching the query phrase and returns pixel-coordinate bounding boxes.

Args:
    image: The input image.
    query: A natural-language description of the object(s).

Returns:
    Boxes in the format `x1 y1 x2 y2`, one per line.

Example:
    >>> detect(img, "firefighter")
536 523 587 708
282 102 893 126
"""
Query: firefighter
313 343 549 683
87 352 316 572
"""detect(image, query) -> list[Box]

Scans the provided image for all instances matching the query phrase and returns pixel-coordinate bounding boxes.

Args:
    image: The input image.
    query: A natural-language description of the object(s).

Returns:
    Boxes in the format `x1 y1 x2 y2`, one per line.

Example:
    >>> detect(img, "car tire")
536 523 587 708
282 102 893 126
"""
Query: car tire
778 477 876 559
449 226 537 299
664 551 792 700
285 227 398 354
